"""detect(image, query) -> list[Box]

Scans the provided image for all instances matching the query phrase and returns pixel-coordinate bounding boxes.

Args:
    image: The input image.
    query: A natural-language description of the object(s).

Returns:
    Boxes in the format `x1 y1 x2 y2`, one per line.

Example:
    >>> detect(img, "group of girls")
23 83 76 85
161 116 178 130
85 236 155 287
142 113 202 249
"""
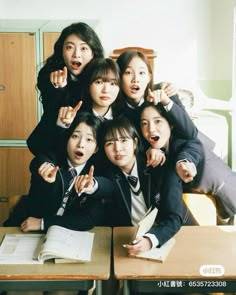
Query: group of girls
5 22 236 259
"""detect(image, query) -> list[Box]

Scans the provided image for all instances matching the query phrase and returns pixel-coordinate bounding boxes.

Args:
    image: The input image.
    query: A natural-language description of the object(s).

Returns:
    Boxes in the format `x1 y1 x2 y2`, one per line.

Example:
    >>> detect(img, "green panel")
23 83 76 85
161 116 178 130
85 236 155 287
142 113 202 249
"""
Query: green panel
199 80 232 101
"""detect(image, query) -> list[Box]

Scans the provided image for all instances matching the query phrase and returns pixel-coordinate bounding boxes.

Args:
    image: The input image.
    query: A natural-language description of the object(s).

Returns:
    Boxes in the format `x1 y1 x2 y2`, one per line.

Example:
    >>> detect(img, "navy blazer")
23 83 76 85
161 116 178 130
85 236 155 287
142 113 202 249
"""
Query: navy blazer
106 155 195 246
4 153 112 231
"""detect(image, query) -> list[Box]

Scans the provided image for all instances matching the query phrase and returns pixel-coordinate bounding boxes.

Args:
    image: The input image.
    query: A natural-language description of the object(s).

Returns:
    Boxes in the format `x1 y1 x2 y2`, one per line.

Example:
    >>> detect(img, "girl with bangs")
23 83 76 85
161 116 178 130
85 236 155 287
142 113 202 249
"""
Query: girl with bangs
80 57 122 120
98 117 198 255
27 58 121 156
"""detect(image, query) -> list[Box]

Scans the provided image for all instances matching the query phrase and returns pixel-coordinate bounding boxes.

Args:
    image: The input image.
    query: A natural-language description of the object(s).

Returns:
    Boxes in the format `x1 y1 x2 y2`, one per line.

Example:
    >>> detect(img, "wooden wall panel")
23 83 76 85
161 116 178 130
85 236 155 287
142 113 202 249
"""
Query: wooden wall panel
43 32 60 62
0 147 33 197
0 33 37 139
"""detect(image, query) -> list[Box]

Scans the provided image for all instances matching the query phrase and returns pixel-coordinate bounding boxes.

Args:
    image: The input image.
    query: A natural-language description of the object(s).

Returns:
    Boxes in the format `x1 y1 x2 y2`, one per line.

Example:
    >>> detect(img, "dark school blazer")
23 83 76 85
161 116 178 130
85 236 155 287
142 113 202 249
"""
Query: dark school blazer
4 153 112 231
106 155 196 246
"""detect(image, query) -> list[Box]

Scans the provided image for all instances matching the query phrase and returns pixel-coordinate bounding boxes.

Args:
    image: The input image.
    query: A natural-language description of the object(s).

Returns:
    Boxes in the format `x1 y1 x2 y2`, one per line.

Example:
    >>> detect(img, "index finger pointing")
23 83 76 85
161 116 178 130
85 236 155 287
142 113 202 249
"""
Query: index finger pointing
63 66 68 78
88 165 94 179
73 100 83 113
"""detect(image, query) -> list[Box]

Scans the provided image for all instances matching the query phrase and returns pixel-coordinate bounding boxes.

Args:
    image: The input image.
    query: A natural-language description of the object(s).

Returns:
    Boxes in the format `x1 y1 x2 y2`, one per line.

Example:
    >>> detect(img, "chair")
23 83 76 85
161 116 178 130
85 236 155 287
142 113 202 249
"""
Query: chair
109 46 157 72
8 194 25 214
183 193 217 225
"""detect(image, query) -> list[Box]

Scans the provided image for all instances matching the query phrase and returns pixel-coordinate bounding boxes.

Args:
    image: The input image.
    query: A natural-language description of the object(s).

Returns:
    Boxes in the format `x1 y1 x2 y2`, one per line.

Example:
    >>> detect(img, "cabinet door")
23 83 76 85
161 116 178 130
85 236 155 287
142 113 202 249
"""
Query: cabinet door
43 32 60 62
0 33 37 139
0 147 33 197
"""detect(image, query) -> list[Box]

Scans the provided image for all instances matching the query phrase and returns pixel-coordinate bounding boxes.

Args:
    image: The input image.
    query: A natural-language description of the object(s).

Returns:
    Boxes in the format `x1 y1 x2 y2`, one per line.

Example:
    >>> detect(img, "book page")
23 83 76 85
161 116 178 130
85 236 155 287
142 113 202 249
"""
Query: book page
0 234 44 264
134 237 176 262
38 225 94 262
135 207 158 238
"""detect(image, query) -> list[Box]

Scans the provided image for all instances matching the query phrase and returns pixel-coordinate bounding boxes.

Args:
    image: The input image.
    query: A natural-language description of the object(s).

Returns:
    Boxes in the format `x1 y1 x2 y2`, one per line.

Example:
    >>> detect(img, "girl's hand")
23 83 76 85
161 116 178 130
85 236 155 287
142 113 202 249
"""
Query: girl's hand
176 161 197 183
74 166 95 195
159 82 179 97
147 89 171 106
58 101 83 126
146 148 166 167
38 162 59 183
123 236 152 255
20 217 41 232
50 66 68 88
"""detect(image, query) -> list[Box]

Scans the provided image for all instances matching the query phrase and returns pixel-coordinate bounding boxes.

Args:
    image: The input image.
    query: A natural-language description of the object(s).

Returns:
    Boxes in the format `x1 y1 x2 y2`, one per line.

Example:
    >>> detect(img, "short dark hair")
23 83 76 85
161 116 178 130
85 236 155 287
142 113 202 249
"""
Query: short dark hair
67 112 101 142
100 116 142 155
58 112 101 157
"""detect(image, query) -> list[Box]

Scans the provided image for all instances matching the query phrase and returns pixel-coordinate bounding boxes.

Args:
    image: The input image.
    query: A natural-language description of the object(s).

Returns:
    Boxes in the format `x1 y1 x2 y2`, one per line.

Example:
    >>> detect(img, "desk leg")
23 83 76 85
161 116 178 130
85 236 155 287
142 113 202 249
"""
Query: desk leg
123 280 130 295
95 280 102 295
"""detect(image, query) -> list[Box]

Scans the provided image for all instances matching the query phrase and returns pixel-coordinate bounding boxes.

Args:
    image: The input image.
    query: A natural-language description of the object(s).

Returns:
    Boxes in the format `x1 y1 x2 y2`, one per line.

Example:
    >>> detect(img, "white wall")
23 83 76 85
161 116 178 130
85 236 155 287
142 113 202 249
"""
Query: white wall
1 0 235 91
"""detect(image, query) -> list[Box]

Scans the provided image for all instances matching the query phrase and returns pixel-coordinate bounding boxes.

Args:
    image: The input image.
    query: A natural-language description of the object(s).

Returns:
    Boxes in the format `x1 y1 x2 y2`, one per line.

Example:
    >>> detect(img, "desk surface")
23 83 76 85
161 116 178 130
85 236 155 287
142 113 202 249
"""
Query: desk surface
0 226 111 281
113 226 236 280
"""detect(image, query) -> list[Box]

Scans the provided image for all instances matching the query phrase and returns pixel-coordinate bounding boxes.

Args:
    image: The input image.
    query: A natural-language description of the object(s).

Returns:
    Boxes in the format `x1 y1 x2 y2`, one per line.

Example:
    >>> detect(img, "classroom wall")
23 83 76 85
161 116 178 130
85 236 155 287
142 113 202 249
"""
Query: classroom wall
0 0 235 100
1 0 236 167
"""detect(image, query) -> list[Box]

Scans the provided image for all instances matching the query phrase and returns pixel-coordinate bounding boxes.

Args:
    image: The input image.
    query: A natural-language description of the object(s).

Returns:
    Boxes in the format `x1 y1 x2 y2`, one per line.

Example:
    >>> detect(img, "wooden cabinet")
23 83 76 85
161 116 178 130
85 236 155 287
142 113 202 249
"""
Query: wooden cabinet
0 29 60 224
43 32 60 61
0 33 37 139
0 147 33 196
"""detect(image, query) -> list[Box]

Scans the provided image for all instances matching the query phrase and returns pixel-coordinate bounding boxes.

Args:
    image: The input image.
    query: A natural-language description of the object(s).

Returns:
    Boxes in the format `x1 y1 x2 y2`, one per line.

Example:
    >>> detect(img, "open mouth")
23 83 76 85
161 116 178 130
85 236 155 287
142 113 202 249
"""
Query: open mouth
71 61 82 69
131 85 140 91
150 135 160 142
75 151 84 157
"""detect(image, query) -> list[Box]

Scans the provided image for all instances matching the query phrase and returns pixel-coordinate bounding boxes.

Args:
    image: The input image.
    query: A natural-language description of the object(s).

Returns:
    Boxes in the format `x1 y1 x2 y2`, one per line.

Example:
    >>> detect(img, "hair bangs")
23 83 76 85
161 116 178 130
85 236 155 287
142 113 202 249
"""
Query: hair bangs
105 125 130 142
90 59 120 85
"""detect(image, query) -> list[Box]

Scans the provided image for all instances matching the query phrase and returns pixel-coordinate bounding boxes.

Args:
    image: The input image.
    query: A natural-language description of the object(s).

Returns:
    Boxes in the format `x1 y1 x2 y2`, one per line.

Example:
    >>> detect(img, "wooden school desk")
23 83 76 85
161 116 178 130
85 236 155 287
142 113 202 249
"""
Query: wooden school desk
0 227 111 295
113 226 236 294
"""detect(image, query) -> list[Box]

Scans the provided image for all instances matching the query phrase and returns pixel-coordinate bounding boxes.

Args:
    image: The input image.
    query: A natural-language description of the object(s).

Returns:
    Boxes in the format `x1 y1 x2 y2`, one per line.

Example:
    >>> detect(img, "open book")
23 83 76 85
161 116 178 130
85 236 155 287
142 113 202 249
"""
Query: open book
0 225 94 264
131 207 176 262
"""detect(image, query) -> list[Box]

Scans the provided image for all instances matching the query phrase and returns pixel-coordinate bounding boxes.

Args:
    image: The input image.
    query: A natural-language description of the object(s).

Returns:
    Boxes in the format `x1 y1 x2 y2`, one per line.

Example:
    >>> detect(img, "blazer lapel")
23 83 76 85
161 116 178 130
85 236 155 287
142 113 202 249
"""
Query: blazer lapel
115 172 132 218
141 167 152 208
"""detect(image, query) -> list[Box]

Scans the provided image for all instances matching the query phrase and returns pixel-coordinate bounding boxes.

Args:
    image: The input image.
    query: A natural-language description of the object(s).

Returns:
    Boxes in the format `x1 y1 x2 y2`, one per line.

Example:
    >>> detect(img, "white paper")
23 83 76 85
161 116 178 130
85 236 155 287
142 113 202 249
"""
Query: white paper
0 234 44 264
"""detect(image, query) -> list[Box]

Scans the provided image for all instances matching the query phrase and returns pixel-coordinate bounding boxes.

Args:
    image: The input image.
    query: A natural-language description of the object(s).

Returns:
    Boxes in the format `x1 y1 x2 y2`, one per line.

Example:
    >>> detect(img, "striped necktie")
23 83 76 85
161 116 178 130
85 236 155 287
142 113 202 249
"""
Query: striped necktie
57 167 77 216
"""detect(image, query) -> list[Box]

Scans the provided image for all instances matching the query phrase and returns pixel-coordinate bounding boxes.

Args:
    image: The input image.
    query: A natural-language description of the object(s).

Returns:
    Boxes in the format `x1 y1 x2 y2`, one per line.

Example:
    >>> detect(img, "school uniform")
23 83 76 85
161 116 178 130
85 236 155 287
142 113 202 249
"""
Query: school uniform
120 94 198 141
106 154 197 247
4 153 111 230
38 67 83 114
175 139 236 219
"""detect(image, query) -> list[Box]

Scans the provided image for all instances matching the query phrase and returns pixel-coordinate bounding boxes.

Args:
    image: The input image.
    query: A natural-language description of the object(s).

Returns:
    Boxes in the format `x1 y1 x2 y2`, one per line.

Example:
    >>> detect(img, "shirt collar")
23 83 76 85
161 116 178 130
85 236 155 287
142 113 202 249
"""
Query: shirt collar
70 73 78 81
67 159 86 175
122 160 138 179
126 97 144 109
92 106 113 120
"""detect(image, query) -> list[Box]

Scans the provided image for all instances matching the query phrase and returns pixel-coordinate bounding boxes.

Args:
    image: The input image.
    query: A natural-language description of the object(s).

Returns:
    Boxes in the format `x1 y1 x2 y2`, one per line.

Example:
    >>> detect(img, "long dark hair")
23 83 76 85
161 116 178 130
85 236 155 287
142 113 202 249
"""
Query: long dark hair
42 22 104 72
81 58 122 113
139 101 168 120
116 50 153 98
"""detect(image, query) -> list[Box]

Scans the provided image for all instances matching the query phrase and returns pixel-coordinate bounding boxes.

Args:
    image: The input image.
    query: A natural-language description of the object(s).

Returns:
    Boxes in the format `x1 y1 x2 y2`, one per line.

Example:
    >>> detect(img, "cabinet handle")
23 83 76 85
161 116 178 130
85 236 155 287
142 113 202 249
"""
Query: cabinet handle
0 85 5 91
